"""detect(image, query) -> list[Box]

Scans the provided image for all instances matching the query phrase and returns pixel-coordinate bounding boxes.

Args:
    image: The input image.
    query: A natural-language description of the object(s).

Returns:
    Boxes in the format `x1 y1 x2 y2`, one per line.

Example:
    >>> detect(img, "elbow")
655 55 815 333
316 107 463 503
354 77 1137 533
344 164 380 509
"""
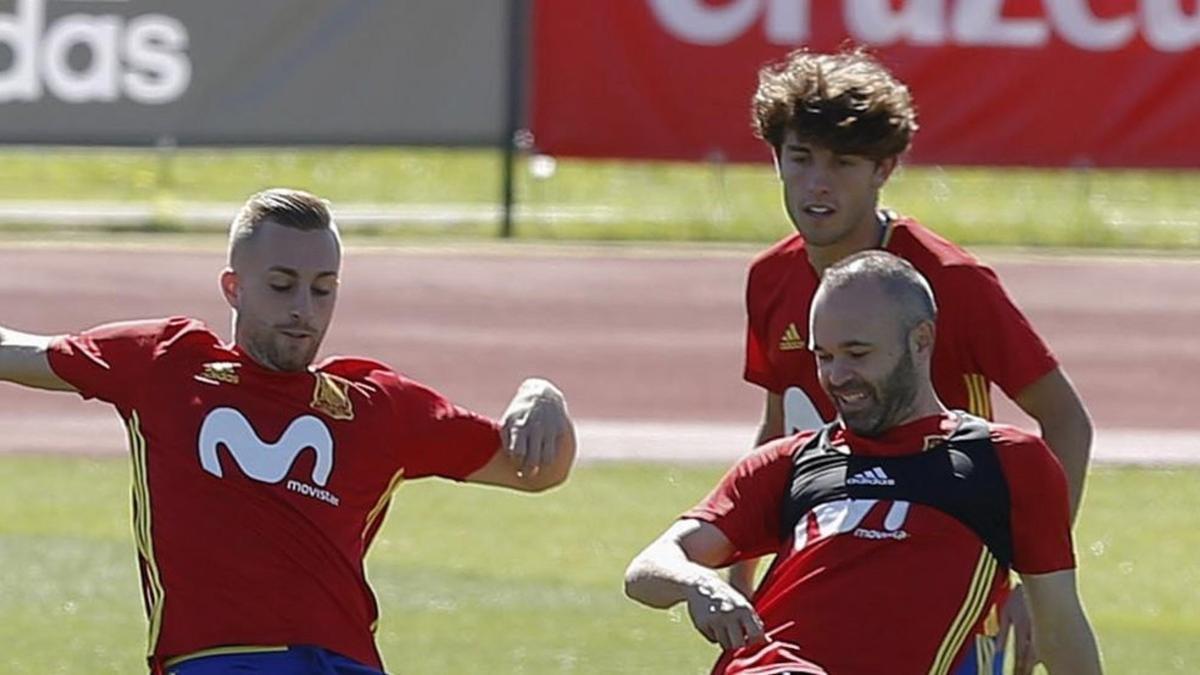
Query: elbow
1068 388 1094 438
1071 397 1094 440
1034 396 1094 457
1069 402 1095 464
623 557 664 608
623 561 643 602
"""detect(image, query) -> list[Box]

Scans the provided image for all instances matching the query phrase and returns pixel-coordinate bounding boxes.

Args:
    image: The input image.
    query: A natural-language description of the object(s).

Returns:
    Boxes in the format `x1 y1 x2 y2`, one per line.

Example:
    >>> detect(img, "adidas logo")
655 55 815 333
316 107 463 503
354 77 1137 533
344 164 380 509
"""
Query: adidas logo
846 467 896 486
779 323 806 351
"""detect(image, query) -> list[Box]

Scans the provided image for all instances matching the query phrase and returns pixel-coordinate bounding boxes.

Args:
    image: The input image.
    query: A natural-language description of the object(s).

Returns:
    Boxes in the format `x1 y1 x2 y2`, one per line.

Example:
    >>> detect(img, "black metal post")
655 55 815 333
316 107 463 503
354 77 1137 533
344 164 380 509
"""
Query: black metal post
500 0 530 239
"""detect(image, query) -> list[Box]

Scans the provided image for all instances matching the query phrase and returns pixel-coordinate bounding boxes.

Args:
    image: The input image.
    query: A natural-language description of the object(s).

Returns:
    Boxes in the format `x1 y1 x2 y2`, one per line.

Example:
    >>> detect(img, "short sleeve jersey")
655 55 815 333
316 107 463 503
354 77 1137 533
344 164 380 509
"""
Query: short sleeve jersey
744 216 1057 431
685 414 1074 675
47 317 501 670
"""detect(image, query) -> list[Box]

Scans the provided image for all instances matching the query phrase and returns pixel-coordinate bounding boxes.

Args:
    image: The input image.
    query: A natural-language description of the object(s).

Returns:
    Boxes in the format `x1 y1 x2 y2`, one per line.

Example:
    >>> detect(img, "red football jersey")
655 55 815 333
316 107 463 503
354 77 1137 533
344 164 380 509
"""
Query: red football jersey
744 215 1058 431
686 414 1074 675
47 317 501 670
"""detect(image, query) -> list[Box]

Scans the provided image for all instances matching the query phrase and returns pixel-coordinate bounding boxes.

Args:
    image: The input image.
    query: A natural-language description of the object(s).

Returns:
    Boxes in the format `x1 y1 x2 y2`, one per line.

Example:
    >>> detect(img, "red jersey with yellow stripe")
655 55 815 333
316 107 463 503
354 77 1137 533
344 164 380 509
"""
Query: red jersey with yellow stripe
47 317 500 670
744 215 1057 431
686 414 1075 675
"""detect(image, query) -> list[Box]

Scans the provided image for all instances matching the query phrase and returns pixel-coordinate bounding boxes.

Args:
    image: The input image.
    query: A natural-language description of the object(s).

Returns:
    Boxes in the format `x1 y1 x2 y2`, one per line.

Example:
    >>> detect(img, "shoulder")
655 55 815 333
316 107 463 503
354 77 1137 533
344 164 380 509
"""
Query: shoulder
155 316 220 350
748 233 805 281
888 218 1009 298
321 358 451 412
887 217 985 274
75 315 217 355
317 355 396 382
735 430 814 475
987 422 1064 479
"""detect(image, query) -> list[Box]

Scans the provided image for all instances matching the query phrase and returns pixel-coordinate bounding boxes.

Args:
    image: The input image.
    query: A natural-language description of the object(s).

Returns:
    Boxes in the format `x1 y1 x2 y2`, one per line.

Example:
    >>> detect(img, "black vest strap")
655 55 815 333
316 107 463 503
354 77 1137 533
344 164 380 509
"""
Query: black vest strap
781 414 1013 568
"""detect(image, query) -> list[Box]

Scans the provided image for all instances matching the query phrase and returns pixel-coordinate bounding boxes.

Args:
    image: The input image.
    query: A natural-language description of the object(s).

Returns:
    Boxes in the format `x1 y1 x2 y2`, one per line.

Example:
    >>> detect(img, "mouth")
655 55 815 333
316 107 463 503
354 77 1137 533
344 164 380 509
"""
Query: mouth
832 388 873 412
802 203 837 218
278 328 315 340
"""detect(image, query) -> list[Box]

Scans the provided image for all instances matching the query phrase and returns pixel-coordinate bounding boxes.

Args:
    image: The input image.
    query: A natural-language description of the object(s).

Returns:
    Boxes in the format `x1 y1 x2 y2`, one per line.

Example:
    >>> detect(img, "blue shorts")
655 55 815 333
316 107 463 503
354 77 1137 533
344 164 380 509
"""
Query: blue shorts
953 636 1005 675
165 646 384 675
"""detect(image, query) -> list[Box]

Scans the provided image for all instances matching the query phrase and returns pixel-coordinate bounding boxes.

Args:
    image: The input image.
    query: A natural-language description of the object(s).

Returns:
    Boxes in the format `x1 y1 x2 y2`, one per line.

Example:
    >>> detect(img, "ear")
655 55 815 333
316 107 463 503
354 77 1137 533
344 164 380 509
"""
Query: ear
909 319 935 357
772 146 783 179
219 268 240 309
873 156 898 188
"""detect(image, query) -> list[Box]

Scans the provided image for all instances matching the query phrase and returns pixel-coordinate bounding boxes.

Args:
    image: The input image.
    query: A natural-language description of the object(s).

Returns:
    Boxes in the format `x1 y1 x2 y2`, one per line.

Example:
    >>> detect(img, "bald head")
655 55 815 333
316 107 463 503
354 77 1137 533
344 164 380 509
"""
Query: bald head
814 250 936 341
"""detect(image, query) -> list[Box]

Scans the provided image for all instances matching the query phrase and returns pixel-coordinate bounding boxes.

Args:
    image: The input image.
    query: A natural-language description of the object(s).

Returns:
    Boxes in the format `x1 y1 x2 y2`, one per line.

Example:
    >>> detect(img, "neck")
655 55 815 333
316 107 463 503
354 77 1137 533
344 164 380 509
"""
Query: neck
232 324 278 372
806 209 886 276
891 387 947 429
237 340 277 371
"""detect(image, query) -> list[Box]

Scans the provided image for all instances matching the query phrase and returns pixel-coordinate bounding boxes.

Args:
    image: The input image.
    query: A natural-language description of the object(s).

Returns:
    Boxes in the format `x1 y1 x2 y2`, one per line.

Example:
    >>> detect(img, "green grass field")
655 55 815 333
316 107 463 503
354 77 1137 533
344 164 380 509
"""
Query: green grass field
0 147 1197 249
0 456 1195 674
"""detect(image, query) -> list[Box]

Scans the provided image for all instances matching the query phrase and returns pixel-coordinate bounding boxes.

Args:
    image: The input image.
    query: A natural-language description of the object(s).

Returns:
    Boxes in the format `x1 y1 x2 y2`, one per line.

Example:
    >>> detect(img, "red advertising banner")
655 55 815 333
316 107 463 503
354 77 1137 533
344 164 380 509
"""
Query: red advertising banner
531 1 1200 167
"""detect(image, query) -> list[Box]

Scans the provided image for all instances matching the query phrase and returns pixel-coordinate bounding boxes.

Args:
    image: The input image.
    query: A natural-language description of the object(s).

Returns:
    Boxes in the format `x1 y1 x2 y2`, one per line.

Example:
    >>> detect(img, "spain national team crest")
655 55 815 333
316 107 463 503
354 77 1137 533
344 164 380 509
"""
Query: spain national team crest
196 362 241 385
311 372 355 421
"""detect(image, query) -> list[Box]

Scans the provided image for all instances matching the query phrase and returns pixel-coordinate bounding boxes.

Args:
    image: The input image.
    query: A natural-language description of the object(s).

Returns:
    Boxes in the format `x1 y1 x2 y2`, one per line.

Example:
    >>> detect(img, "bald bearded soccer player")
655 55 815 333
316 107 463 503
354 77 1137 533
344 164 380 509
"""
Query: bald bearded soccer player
625 251 1101 675
0 188 577 674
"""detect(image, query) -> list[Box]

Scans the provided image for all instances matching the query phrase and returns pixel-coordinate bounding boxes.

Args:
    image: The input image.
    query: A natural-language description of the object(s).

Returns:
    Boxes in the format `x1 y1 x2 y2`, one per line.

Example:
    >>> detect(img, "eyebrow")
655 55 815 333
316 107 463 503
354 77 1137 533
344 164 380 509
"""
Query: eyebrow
266 267 339 280
813 340 874 351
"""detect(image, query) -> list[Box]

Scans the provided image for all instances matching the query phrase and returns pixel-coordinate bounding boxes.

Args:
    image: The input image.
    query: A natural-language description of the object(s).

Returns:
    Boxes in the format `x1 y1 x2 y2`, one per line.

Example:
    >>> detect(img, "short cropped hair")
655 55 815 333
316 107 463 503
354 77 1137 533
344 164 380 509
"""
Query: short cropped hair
752 47 918 160
819 250 937 331
228 188 335 263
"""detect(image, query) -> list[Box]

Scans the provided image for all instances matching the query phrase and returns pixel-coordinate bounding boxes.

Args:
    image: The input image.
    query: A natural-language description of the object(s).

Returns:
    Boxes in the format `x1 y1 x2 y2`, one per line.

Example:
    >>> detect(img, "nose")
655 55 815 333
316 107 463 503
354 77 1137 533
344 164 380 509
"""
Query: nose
805 164 833 196
822 357 855 388
289 289 314 324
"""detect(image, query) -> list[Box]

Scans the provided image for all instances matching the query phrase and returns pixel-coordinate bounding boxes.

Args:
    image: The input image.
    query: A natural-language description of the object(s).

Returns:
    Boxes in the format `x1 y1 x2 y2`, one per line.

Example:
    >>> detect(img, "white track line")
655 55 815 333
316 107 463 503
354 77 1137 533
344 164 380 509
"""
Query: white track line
0 412 1196 466
574 420 1200 467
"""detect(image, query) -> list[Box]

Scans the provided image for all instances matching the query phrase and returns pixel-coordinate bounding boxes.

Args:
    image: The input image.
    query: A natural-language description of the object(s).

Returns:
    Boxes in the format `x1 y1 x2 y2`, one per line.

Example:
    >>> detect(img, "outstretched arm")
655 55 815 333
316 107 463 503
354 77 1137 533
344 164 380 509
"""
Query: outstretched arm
0 326 73 391
625 519 765 651
466 378 575 492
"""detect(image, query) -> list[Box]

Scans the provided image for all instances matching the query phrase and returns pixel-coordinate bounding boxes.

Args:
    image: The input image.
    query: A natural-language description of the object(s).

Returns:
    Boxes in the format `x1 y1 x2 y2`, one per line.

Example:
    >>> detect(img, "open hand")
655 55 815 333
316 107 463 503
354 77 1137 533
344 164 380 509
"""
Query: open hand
685 578 766 651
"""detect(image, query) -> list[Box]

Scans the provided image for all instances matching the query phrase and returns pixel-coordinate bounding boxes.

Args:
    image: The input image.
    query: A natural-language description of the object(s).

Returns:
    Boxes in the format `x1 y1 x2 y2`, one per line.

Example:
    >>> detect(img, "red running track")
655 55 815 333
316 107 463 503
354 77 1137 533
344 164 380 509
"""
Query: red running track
0 243 1195 457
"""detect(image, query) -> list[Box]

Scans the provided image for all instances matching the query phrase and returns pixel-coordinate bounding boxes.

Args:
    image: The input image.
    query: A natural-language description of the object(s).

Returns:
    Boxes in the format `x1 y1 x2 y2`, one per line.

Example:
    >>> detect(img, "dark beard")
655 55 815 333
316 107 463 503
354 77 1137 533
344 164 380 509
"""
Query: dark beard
842 346 919 437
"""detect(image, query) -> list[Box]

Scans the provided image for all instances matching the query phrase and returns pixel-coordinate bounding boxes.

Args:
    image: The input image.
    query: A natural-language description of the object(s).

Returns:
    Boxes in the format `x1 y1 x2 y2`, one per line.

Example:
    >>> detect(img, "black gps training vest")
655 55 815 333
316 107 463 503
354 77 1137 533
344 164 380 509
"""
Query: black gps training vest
781 413 1014 569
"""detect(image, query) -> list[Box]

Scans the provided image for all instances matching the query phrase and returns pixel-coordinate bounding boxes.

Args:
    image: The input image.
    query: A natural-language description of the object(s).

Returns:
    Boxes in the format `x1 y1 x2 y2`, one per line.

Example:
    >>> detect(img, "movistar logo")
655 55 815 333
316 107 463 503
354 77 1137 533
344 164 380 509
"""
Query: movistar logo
197 407 338 506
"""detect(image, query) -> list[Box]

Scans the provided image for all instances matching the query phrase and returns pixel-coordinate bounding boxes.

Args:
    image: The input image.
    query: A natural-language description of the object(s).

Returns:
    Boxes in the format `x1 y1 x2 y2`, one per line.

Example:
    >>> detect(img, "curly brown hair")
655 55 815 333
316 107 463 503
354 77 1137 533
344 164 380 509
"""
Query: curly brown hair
752 48 918 160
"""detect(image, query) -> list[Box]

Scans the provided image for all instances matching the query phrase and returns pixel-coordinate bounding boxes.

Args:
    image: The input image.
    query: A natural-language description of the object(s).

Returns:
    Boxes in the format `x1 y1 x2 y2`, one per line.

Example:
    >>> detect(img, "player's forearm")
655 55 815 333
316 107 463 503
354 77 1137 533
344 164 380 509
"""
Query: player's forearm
1037 613 1103 675
0 327 72 391
1025 570 1103 674
754 392 784 446
625 542 727 610
754 419 782 447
